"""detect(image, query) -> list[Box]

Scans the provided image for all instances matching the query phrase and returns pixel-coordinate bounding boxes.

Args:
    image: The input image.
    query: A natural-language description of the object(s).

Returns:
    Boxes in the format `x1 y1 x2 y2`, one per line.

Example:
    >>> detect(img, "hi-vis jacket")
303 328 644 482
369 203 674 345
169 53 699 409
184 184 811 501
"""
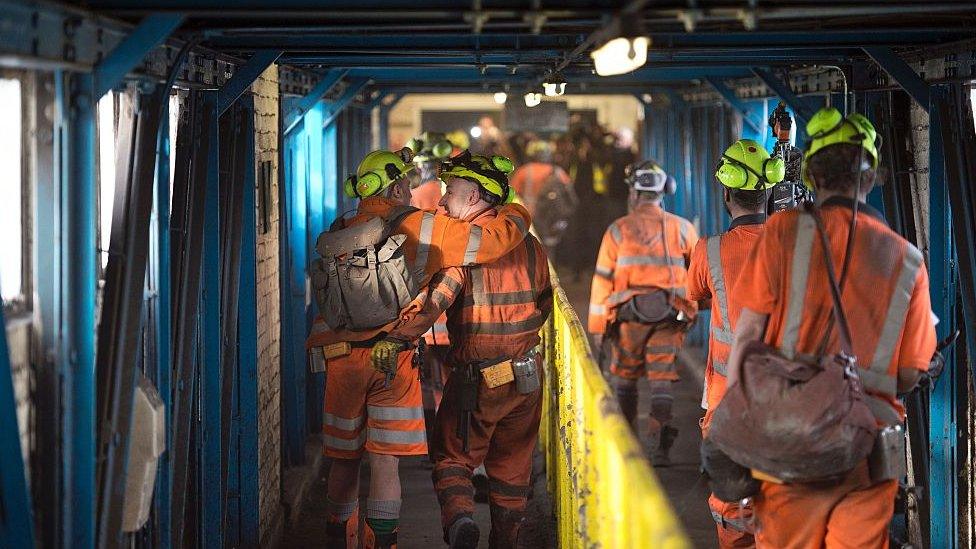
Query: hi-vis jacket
509 162 572 217
588 203 699 334
306 197 532 348
687 214 766 412
410 179 450 345
735 197 937 423
390 208 553 365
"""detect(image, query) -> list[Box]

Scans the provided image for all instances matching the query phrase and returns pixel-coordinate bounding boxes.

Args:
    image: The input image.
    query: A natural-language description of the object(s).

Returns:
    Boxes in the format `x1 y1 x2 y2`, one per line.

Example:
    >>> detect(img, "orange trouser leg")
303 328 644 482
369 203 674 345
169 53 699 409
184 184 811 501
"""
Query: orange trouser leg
708 494 756 548
432 365 543 547
755 462 896 549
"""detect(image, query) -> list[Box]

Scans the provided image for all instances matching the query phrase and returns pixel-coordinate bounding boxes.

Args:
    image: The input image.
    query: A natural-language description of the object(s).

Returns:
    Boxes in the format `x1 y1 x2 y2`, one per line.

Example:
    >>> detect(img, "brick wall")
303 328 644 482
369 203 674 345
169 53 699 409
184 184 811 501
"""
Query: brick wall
252 65 283 547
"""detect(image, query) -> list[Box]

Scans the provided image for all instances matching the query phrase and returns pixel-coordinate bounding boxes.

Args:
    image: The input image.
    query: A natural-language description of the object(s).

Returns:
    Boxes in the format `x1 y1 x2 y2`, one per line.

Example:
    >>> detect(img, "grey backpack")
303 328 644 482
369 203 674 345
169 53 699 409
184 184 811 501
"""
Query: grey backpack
311 207 418 331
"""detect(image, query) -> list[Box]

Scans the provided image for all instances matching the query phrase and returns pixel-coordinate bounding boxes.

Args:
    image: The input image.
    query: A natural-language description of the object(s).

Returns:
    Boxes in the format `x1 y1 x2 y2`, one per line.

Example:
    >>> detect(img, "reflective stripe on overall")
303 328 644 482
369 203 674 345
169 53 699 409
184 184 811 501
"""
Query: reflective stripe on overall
780 214 924 425
706 235 733 376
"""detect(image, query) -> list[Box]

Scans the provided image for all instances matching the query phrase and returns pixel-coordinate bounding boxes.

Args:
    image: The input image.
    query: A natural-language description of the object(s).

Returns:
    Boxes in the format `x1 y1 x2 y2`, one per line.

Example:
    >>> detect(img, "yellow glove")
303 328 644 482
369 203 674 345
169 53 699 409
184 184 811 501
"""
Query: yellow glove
371 338 407 375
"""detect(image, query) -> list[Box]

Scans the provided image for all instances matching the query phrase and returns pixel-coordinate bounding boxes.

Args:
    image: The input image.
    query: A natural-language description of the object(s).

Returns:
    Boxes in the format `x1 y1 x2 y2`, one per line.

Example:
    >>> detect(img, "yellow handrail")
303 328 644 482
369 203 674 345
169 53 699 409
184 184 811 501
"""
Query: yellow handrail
539 269 690 548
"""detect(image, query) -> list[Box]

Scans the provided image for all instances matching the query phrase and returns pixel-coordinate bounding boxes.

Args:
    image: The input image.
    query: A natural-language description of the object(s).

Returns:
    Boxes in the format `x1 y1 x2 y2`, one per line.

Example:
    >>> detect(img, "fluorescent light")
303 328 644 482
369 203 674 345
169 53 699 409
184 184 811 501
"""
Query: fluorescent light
524 92 542 107
542 82 566 97
591 36 649 76
493 91 508 104
470 126 482 138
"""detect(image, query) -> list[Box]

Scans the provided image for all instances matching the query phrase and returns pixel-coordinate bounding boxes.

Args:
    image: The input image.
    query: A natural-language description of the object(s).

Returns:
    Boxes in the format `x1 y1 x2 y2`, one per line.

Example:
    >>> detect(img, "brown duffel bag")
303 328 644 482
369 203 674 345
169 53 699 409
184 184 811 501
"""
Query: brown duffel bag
706 206 878 485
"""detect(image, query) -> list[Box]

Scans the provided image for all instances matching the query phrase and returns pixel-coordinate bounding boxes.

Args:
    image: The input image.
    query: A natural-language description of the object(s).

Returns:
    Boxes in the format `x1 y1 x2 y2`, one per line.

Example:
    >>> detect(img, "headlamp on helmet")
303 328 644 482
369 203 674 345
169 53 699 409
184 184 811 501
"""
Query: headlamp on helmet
625 161 676 194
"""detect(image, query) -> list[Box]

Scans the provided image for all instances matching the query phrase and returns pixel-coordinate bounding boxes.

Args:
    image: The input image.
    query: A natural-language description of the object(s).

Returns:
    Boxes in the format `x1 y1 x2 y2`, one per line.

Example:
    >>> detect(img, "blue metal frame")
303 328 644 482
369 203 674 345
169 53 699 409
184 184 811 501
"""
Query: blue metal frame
0 302 34 549
218 49 282 115
863 47 932 109
153 92 174 549
92 14 184 98
323 78 372 128
283 68 349 135
60 70 97 549
751 68 815 127
236 96 261 545
200 90 224 546
705 76 763 133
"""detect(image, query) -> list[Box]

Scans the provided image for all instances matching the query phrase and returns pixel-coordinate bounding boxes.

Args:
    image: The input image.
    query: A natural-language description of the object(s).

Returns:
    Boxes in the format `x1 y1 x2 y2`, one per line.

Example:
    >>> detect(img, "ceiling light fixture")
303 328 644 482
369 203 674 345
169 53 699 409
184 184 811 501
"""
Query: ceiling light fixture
493 91 508 104
542 73 566 97
524 92 542 107
591 18 650 77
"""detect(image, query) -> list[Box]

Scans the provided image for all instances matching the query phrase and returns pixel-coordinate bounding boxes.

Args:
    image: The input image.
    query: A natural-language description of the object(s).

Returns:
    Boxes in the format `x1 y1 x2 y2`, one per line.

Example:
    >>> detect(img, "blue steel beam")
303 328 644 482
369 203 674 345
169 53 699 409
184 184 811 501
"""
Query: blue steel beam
92 14 183 98
283 68 348 135
705 76 763 133
60 70 97 549
365 90 389 110
0 302 34 549
322 78 372 128
751 68 815 126
863 47 931 109
217 49 282 115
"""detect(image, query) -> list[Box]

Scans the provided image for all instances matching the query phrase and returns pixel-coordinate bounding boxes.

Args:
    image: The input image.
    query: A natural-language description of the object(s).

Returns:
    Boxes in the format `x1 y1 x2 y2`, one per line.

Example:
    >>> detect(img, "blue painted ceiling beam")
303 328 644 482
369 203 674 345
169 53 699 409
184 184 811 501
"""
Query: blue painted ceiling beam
751 68 814 126
93 14 184 98
863 46 931 109
365 90 389 110
217 49 282 115
322 78 372 128
705 76 763 133
282 68 349 135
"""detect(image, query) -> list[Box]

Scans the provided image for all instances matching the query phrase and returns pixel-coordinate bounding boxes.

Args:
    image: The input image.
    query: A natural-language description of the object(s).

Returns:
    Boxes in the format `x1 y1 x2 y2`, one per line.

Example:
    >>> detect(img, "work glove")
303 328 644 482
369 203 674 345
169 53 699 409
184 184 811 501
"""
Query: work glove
371 338 407 376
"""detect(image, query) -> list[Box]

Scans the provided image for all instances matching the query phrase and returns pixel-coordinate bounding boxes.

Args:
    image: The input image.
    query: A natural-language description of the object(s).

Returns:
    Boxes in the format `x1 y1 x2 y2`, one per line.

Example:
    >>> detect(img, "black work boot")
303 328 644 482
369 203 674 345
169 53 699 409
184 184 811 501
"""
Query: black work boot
652 425 679 467
447 516 480 549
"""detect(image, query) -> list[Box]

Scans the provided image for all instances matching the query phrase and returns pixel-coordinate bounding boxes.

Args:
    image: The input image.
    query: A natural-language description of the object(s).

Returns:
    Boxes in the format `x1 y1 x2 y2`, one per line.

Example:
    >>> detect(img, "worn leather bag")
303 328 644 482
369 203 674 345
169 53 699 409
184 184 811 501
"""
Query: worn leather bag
706 207 878 485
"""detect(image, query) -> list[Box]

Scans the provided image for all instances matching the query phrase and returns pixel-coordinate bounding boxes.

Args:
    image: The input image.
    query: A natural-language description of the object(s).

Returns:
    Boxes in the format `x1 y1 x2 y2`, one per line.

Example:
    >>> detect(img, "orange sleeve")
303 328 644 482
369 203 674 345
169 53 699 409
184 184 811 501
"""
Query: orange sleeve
898 267 938 372
735 221 783 315
429 203 531 268
390 267 466 342
686 238 711 302
588 224 619 333
682 220 700 264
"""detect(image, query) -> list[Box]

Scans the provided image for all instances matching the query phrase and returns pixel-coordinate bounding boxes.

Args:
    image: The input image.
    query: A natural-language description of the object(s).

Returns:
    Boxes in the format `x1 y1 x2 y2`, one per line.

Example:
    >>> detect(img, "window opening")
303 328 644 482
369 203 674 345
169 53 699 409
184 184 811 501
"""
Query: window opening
97 92 118 270
0 78 24 305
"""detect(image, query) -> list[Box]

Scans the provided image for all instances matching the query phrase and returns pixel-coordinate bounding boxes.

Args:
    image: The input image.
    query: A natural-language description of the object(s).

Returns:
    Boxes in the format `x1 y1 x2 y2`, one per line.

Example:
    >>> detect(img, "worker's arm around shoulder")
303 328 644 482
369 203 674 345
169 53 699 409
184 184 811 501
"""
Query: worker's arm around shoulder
428 203 532 268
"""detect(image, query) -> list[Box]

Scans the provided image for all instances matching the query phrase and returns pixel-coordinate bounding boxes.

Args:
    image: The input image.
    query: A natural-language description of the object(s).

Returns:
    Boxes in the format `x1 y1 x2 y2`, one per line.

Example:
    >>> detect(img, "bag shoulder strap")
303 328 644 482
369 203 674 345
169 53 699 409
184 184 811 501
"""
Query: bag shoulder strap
385 205 420 233
805 204 855 358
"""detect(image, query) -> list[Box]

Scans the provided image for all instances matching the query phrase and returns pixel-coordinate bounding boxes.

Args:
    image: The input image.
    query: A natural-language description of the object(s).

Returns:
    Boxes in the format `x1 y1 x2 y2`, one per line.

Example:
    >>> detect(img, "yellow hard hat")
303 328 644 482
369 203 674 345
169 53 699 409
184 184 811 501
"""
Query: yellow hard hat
715 139 785 191
343 148 415 198
802 108 879 188
438 150 516 204
408 132 454 163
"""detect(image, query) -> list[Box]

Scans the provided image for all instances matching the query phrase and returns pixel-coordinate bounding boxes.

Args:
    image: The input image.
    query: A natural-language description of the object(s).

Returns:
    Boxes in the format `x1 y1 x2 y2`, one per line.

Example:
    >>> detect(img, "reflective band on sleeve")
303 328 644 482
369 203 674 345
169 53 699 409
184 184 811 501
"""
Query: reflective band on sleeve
415 211 436 276
711 510 750 533
595 266 614 279
462 224 483 265
367 405 425 421
710 326 734 345
781 215 816 359
858 367 898 397
507 214 529 237
609 223 622 243
368 427 428 445
324 413 365 432
680 221 692 248
616 255 685 267
869 245 924 385
589 304 607 316
706 236 732 336
713 359 728 376
324 432 366 451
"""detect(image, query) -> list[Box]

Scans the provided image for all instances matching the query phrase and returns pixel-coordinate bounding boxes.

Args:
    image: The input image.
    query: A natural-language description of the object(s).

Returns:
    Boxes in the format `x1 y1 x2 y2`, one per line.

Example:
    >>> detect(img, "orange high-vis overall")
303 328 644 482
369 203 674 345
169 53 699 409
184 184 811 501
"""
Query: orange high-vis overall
509 162 571 218
686 214 766 548
588 203 699 381
308 197 532 459
734 198 936 548
390 208 553 547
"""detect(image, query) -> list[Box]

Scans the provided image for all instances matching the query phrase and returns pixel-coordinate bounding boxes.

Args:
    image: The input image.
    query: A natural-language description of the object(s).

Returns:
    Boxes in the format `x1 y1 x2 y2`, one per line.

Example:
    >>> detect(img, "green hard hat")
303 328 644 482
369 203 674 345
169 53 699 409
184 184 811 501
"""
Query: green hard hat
438 150 516 204
410 132 454 163
715 139 785 191
802 107 879 188
343 149 415 198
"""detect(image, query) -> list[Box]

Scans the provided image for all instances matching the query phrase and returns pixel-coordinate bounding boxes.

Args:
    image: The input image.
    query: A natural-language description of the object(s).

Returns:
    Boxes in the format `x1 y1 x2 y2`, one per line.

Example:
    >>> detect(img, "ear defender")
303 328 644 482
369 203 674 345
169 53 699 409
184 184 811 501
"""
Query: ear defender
343 174 359 198
353 172 384 198
715 157 749 188
490 155 515 174
762 157 786 186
